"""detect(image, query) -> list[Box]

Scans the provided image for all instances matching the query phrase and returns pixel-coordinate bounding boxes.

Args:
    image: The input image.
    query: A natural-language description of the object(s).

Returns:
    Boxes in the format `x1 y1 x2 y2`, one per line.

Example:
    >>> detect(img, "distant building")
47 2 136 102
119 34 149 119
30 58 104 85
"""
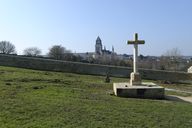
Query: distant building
95 36 103 55
95 36 115 56
74 36 131 61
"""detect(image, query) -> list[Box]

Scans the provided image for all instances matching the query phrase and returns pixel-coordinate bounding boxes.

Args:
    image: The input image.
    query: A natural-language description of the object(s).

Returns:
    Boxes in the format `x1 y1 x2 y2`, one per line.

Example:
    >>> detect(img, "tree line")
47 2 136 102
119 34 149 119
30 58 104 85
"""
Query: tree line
0 40 191 71
0 41 82 61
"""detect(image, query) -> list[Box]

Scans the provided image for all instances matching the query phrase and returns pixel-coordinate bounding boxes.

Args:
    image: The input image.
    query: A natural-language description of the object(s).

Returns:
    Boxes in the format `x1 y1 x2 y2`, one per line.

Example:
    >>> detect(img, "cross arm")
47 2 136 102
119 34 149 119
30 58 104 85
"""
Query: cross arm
127 40 145 45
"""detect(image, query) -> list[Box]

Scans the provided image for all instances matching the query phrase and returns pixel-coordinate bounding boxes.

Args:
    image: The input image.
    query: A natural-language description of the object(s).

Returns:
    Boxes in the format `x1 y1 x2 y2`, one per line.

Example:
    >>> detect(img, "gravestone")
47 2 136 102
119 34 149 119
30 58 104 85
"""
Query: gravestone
105 73 110 83
113 33 164 99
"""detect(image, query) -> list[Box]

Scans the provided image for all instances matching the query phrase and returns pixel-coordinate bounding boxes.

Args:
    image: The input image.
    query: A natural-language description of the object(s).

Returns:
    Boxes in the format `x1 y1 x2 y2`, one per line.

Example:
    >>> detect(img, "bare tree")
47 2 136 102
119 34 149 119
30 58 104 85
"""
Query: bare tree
163 48 182 60
0 41 16 54
23 47 42 56
47 45 71 60
160 48 182 71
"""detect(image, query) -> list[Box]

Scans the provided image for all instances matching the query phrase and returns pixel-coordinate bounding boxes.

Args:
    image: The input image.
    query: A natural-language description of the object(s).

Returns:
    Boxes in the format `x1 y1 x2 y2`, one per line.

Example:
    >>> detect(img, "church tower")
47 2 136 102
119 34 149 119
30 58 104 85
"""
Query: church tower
95 36 102 55
112 46 114 53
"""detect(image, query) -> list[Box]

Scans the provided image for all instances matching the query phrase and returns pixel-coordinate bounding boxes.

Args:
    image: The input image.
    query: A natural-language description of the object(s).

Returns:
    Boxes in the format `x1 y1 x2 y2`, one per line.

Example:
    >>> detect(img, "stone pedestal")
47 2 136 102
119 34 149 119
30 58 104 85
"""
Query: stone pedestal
113 82 164 99
130 72 141 85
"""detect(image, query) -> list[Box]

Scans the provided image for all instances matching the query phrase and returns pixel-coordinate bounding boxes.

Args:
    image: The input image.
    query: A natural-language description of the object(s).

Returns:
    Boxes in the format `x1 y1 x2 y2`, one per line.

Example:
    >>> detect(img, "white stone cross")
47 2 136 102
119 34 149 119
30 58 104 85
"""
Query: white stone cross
127 33 145 85
128 33 145 73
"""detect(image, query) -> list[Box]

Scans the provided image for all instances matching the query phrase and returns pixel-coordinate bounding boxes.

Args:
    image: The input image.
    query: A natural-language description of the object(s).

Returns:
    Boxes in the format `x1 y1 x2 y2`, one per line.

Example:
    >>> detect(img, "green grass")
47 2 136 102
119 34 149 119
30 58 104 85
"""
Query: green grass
0 66 192 128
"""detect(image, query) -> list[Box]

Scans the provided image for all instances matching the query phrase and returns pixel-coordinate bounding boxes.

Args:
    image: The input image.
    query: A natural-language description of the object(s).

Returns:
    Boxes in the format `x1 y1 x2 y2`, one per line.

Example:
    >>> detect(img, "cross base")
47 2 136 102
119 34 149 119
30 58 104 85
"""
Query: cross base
113 82 165 99
130 72 141 85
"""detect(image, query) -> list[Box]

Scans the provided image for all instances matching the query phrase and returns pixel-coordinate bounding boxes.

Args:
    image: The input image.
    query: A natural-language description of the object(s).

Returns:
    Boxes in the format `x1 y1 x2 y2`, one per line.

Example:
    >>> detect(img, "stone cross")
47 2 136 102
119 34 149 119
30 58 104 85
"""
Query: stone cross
127 33 145 85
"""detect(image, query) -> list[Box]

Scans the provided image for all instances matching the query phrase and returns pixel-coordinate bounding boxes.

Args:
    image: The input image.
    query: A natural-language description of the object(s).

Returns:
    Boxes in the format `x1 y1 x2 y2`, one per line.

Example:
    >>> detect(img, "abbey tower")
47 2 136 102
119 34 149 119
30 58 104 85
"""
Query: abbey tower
95 36 103 55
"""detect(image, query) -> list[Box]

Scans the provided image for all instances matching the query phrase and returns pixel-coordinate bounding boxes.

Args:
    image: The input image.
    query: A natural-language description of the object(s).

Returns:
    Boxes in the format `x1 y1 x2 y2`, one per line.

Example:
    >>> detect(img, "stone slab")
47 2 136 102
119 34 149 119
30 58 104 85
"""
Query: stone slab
113 82 164 99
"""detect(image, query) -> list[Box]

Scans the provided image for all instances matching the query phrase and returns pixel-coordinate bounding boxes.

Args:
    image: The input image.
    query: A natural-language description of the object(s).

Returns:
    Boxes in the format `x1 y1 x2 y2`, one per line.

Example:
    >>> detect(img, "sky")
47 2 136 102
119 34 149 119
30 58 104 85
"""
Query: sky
0 0 192 56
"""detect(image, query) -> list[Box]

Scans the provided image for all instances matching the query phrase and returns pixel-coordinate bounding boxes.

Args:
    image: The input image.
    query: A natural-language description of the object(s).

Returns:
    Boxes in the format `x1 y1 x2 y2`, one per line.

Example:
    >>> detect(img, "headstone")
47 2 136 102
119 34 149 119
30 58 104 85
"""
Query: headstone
113 33 165 99
105 73 110 83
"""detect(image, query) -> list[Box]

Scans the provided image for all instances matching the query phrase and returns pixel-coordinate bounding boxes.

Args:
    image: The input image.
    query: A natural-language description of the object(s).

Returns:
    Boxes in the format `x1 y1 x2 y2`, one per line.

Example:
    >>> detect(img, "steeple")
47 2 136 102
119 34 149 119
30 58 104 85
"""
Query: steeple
112 46 114 53
95 36 102 55
96 36 102 44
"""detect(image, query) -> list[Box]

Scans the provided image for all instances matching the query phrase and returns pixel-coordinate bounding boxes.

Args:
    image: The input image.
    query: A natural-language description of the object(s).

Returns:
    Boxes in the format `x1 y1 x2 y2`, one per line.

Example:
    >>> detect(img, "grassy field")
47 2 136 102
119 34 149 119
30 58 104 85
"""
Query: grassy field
0 66 192 128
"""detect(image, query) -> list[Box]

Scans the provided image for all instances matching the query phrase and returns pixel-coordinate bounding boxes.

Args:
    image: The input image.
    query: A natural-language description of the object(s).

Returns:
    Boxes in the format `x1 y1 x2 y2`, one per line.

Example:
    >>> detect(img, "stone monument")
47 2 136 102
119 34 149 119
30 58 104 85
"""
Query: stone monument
113 33 164 99
128 33 144 85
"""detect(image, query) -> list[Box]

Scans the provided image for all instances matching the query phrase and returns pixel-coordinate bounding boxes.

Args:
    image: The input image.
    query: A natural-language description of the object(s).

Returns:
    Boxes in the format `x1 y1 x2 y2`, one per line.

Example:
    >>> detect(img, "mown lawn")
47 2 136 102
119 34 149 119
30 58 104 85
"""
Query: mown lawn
0 66 192 128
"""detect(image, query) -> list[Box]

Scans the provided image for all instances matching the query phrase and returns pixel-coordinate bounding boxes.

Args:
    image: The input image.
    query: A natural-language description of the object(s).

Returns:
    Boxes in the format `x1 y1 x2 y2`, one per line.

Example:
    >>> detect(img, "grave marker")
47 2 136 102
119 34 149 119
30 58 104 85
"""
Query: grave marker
128 33 145 85
113 33 165 99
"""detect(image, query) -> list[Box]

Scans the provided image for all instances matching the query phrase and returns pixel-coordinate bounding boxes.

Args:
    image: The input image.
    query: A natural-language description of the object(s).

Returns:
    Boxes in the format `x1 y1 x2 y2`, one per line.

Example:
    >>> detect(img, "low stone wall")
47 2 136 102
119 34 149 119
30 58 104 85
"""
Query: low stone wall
0 54 192 84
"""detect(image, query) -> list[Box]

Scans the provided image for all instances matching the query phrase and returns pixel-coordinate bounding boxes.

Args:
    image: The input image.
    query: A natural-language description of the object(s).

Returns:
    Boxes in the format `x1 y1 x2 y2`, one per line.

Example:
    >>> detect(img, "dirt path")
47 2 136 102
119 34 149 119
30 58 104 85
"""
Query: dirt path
166 95 192 103
165 88 192 103
177 96 192 103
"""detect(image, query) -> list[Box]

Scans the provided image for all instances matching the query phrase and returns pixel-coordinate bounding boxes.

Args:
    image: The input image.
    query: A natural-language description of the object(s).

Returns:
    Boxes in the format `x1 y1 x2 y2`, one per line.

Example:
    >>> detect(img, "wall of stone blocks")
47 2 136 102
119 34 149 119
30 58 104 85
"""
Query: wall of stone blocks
0 54 192 84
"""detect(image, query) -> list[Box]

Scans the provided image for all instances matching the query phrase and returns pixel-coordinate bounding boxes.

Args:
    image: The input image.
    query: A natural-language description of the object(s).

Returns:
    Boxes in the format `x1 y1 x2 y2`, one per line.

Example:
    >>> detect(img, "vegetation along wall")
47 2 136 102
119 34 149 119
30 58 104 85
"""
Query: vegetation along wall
0 54 192 84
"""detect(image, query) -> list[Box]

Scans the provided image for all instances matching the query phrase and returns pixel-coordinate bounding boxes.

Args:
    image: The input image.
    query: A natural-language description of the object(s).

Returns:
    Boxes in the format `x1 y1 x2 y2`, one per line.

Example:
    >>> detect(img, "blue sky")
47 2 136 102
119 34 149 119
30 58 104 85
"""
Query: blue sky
0 0 192 56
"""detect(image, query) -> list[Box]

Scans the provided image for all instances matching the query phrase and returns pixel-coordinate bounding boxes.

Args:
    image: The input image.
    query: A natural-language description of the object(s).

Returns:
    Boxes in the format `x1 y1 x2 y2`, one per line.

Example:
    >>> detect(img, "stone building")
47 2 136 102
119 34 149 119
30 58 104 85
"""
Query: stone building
75 36 118 61
95 36 115 56
95 36 103 55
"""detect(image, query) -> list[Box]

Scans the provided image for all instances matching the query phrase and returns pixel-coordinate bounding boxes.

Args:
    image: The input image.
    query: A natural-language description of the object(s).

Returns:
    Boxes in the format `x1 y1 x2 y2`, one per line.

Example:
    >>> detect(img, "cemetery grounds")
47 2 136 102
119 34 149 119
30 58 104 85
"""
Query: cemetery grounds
0 66 192 128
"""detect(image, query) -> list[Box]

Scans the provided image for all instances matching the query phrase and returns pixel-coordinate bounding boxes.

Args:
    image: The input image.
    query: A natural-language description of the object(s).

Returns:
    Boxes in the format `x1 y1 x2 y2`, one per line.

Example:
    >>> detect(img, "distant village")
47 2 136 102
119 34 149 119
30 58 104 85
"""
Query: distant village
72 36 192 72
0 37 192 72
